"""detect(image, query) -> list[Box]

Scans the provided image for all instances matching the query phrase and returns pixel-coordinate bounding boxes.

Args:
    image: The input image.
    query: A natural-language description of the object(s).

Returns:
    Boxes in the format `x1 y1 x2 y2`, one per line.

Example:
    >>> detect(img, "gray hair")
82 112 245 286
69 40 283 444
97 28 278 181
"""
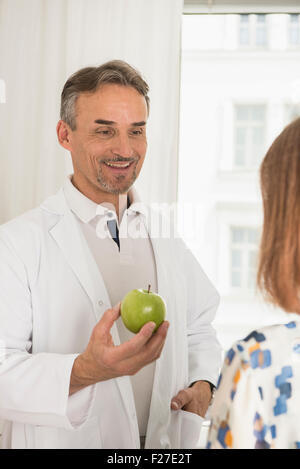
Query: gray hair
60 60 150 130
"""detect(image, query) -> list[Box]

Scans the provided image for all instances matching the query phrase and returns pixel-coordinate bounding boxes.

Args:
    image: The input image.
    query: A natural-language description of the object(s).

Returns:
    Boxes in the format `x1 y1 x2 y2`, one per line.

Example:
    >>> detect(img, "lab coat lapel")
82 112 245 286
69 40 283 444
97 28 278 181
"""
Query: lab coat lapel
146 235 175 448
42 189 139 439
41 189 112 323
146 217 188 448
50 210 112 321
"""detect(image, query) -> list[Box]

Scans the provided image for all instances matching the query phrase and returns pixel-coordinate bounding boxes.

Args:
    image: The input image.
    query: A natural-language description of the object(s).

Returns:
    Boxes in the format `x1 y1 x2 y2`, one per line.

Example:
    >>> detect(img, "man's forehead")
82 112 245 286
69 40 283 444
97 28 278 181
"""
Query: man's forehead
76 85 147 112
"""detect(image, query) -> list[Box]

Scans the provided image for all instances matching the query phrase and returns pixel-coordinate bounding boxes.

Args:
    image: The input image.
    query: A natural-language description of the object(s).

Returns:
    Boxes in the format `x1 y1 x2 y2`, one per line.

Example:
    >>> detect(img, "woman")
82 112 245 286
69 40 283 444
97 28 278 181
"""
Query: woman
206 117 300 449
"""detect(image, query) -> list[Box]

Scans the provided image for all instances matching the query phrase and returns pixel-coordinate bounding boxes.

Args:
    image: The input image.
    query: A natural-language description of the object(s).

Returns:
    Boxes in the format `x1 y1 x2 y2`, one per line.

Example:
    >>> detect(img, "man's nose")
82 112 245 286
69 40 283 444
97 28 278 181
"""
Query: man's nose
111 134 134 158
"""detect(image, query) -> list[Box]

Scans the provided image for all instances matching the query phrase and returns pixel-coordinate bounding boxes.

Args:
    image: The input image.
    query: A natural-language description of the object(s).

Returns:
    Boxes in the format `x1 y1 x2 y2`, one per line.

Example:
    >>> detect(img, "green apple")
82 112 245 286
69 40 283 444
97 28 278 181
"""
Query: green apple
121 285 166 334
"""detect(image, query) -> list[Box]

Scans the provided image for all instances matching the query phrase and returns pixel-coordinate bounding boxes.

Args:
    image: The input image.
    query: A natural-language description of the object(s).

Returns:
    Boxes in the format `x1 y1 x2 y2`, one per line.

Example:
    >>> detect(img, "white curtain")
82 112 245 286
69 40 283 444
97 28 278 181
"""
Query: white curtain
0 0 183 224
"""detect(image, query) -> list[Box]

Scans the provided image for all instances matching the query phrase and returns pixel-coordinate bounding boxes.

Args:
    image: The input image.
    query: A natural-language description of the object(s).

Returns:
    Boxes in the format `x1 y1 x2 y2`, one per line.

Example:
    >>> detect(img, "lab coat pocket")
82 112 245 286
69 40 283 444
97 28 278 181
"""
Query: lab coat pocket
179 409 204 449
34 417 102 449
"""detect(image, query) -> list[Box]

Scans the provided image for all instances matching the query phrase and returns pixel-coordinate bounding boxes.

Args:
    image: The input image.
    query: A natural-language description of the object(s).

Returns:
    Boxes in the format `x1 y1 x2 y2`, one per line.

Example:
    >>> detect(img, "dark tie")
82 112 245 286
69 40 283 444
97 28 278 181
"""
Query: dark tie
107 219 120 249
106 196 130 249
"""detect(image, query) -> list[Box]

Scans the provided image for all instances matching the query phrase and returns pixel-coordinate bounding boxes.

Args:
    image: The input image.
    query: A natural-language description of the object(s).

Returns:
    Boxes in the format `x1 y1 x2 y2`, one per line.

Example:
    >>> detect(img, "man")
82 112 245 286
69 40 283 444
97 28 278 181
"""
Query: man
0 60 221 449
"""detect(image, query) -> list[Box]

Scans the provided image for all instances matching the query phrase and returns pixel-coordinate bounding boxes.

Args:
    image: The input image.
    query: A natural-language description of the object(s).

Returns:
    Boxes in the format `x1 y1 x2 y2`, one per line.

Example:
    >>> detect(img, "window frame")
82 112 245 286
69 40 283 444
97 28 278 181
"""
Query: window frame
230 226 260 290
288 13 300 46
238 13 269 48
233 103 267 169
183 1 300 15
216 203 262 299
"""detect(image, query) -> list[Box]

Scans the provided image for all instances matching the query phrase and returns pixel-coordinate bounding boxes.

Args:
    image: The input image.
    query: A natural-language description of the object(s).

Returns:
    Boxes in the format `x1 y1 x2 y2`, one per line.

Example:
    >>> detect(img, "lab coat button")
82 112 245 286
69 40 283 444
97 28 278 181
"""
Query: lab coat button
98 300 103 306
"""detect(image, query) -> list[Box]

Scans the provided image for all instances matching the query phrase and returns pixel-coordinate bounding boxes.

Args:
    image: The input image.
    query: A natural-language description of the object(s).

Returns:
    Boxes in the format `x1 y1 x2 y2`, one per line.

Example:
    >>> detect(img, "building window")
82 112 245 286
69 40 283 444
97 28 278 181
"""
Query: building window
234 104 266 169
256 14 267 46
239 14 250 45
239 14 268 48
289 14 300 46
230 227 259 290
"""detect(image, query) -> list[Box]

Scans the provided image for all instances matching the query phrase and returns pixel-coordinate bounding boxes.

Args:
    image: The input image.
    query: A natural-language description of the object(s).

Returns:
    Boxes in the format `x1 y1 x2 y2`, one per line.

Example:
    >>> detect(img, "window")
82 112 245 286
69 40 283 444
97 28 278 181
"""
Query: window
256 14 267 46
179 11 300 353
289 14 300 46
239 14 250 45
239 14 268 48
234 104 266 168
230 227 259 290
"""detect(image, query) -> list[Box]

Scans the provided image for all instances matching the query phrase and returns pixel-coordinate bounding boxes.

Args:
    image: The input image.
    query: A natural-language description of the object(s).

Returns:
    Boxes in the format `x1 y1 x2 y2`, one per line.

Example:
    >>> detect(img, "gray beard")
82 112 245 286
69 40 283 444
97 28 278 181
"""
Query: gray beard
96 161 138 194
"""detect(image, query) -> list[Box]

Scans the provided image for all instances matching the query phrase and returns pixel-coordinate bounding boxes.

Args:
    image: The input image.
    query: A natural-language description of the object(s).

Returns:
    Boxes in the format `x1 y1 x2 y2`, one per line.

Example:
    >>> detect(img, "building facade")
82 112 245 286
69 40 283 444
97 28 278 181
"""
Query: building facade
179 13 300 350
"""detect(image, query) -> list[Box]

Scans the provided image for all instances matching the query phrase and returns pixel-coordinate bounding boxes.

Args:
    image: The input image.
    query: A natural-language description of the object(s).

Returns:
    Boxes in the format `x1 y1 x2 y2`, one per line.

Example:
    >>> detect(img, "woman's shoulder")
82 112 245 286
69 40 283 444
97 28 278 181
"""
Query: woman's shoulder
210 320 300 449
223 319 300 377
238 319 300 350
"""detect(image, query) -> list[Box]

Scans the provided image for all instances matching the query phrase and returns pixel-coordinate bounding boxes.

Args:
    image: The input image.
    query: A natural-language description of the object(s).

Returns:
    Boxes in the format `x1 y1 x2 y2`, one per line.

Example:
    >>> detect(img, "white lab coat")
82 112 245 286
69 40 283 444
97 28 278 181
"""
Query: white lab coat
0 187 221 449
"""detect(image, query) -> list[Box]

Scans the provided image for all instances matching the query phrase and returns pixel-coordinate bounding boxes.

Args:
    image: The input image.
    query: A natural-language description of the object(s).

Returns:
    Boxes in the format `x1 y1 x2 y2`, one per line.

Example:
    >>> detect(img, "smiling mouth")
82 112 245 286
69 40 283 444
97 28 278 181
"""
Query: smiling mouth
103 160 134 170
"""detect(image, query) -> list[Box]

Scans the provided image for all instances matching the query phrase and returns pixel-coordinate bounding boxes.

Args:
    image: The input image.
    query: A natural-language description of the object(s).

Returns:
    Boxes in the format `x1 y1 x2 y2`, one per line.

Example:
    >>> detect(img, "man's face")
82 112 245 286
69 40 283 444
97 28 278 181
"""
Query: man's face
66 84 148 196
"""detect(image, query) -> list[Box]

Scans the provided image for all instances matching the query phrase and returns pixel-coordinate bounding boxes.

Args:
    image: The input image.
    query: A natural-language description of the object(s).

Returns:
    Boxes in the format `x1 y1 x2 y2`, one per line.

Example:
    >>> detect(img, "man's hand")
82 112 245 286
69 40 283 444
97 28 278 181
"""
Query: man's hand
69 302 169 395
170 381 212 418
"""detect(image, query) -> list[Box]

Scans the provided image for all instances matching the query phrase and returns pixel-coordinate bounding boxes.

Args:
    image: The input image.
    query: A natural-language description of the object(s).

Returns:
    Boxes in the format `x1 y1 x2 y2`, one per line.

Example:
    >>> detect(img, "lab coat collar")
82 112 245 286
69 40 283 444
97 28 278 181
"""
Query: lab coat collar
63 176 98 223
62 175 148 223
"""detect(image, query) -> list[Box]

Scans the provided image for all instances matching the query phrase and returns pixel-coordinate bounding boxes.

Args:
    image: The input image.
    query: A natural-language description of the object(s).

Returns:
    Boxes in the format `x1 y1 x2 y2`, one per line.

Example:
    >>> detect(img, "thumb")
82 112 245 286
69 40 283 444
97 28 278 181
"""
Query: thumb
171 388 193 411
98 302 121 335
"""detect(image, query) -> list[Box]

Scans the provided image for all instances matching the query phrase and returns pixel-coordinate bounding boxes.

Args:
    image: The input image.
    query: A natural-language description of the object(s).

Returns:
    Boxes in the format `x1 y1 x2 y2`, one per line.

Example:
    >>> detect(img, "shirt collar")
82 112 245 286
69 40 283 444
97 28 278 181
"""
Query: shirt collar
127 186 149 217
63 175 148 223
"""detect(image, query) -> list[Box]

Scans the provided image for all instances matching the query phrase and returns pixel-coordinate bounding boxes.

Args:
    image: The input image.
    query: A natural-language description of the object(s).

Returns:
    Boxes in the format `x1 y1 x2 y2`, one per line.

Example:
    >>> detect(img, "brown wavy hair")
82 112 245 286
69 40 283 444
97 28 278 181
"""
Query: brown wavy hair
257 116 300 313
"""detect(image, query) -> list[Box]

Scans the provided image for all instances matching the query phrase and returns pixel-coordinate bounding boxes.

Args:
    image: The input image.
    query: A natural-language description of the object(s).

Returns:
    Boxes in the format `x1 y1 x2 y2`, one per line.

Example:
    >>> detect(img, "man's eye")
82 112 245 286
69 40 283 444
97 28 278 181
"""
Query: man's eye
96 129 114 136
131 129 144 136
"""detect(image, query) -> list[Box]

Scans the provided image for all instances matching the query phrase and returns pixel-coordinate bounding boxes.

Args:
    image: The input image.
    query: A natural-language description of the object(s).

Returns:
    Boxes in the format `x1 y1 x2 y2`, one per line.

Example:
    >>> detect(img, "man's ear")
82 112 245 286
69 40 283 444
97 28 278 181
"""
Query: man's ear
56 120 72 151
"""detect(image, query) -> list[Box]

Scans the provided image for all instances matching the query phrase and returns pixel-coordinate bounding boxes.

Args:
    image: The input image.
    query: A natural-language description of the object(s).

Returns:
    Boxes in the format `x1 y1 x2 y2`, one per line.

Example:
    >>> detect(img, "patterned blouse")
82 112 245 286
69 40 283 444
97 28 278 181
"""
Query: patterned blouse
206 320 300 449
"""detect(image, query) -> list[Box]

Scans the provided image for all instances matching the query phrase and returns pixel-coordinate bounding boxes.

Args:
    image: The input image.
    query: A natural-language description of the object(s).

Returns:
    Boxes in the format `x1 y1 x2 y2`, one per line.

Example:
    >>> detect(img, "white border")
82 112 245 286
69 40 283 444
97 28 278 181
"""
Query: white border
0 79 5 103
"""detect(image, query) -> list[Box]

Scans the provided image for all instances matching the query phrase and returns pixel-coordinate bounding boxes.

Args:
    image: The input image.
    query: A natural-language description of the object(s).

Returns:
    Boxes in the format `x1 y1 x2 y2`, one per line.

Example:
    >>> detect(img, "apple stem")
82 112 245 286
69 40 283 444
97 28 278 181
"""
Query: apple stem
147 284 151 294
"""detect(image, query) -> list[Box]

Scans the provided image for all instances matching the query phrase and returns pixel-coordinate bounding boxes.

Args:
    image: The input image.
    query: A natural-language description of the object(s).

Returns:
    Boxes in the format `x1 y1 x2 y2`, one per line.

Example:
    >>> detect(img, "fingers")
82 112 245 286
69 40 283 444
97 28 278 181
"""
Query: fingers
115 321 170 376
97 303 121 337
113 320 169 363
131 320 169 355
86 304 170 381
127 320 170 367
93 305 169 377
171 388 193 411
